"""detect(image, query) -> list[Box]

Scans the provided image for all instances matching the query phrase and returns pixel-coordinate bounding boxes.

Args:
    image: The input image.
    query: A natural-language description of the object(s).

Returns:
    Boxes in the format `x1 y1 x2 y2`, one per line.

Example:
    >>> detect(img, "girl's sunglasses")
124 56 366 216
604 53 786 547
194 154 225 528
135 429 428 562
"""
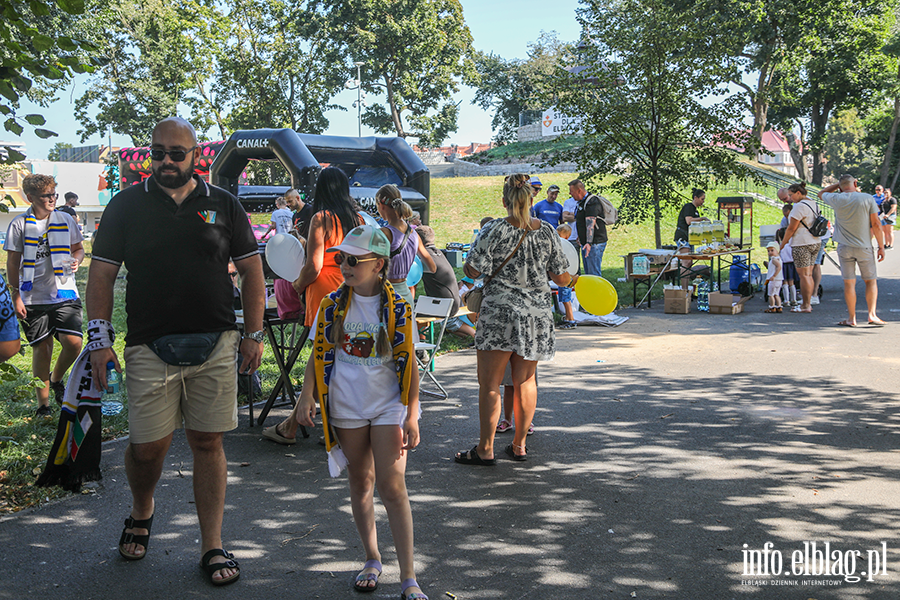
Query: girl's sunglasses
334 253 380 267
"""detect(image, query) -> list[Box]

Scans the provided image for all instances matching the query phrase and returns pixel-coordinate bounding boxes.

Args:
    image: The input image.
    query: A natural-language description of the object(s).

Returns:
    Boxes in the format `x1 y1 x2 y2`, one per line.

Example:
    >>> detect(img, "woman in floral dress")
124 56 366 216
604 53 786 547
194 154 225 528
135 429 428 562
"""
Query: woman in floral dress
455 174 574 464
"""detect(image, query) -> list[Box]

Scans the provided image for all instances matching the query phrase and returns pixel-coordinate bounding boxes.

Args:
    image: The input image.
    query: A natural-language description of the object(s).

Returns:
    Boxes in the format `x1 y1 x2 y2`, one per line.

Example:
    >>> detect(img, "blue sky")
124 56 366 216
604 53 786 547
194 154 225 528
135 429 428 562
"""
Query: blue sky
8 0 583 159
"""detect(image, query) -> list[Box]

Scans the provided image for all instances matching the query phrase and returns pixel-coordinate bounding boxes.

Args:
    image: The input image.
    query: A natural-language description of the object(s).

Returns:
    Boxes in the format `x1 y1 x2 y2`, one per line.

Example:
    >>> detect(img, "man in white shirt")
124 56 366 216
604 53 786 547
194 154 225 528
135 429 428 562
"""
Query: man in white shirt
818 175 885 326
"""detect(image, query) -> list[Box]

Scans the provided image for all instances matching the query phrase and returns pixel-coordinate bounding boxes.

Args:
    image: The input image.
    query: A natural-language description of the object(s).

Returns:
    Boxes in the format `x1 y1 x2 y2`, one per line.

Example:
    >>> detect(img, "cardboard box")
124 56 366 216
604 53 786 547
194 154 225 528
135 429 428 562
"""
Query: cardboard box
709 292 749 314
664 288 690 314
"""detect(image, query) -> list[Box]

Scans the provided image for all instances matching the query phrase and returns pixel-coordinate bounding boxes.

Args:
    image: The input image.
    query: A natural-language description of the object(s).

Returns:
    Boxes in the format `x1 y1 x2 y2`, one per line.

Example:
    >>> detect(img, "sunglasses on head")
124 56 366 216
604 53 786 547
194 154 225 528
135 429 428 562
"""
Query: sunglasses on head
334 253 380 267
149 146 197 162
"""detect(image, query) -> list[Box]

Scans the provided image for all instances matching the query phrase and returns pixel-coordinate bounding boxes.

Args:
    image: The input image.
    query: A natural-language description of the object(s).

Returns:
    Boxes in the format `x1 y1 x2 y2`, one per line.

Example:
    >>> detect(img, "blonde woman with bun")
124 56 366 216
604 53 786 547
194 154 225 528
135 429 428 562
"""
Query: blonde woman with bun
455 174 574 464
376 184 435 310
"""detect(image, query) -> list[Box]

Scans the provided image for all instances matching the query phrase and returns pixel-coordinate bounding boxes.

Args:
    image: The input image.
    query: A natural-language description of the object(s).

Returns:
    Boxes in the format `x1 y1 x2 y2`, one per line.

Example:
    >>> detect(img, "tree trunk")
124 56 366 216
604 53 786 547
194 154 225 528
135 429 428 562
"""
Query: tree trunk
880 93 900 186
384 75 405 138
784 132 808 181
750 99 768 151
810 101 833 186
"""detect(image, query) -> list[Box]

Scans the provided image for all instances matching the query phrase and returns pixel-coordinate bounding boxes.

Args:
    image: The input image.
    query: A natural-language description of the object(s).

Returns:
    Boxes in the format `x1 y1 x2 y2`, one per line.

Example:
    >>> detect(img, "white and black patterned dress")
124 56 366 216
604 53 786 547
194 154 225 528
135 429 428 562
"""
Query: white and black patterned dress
467 218 570 361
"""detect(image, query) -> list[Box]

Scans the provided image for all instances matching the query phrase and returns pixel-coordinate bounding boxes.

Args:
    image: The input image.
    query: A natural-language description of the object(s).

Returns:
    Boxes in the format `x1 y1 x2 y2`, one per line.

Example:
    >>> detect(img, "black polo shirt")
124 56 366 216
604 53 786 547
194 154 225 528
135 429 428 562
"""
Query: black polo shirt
575 193 608 245
92 176 259 346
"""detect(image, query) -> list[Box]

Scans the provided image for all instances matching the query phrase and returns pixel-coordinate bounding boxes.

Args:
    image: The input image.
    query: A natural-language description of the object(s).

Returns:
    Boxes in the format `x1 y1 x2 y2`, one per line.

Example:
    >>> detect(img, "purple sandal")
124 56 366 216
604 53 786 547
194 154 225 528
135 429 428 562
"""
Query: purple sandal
354 559 382 593
401 578 429 600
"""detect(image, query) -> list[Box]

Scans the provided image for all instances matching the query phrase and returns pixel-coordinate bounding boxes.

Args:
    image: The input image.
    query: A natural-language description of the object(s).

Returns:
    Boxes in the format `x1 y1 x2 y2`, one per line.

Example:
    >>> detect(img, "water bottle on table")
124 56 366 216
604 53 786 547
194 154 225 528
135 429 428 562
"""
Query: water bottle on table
102 361 124 416
697 280 710 312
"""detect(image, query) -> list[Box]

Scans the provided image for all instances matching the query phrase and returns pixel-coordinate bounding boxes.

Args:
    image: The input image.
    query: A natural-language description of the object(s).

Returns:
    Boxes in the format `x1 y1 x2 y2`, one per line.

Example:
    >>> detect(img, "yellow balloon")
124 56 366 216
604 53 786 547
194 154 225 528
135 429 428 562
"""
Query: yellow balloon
574 275 618 316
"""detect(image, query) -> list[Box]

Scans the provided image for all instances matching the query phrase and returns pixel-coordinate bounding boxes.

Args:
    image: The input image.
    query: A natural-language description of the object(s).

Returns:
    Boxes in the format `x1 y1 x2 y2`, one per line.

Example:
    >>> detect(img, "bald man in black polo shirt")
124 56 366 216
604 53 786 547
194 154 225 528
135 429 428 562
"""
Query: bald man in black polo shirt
87 117 264 585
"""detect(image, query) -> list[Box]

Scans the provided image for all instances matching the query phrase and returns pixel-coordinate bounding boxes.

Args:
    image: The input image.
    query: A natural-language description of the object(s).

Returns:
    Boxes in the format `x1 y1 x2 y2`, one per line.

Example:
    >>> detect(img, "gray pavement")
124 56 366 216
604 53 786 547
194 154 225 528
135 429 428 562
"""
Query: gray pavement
2 248 900 599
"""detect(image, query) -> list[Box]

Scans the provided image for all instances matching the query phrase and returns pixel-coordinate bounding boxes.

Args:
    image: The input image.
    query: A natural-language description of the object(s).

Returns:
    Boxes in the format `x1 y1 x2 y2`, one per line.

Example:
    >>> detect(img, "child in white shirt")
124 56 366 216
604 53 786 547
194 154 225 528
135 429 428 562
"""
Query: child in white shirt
765 241 783 313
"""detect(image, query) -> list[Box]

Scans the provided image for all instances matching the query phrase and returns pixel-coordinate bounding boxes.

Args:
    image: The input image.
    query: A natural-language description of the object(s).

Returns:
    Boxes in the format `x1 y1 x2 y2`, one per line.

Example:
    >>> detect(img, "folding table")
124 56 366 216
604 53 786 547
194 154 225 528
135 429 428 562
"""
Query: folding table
238 308 309 437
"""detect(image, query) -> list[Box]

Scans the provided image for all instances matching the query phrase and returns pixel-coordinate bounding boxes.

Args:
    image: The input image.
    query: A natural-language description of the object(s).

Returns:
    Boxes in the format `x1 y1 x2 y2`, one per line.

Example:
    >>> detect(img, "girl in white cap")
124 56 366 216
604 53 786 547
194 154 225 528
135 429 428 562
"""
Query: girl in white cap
295 224 427 600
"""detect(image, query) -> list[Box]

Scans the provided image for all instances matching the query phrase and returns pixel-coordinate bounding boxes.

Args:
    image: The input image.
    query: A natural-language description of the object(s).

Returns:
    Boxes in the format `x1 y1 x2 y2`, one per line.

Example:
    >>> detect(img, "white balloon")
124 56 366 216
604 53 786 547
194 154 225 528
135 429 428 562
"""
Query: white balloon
265 234 305 281
562 241 579 275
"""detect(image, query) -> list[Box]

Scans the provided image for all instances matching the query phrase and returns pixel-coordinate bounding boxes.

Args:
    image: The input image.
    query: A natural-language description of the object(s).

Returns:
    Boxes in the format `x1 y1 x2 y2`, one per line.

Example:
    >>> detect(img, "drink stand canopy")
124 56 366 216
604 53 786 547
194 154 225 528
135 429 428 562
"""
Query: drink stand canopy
716 196 753 248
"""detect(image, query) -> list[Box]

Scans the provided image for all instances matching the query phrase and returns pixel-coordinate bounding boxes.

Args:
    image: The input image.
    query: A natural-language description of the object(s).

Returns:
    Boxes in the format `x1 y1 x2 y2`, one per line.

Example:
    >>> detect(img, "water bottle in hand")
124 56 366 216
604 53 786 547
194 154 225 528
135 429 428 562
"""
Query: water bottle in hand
102 361 124 416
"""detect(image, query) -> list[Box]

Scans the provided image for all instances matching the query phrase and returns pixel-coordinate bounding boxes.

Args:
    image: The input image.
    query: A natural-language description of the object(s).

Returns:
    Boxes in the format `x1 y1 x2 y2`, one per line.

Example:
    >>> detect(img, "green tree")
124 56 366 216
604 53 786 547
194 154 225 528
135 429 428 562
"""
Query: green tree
471 32 574 144
46 141 73 161
212 0 347 135
74 0 215 146
322 0 477 147
823 107 880 187
768 1 894 185
551 0 754 248
0 0 100 162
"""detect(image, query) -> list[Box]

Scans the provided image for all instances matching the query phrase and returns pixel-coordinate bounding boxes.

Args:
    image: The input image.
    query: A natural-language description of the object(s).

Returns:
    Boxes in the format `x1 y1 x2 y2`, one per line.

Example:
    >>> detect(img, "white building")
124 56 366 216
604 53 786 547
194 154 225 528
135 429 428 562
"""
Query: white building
0 160 114 236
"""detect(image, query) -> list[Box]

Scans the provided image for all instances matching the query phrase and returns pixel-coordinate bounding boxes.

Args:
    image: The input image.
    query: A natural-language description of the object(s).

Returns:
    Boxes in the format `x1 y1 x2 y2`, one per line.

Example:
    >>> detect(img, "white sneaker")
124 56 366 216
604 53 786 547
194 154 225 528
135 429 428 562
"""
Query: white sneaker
810 296 820 305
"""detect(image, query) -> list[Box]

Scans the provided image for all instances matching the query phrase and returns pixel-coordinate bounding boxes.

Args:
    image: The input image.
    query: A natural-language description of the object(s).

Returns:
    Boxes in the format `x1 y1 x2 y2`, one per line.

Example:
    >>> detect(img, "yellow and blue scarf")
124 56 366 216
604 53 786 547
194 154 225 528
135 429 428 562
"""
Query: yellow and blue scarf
313 281 414 477
20 208 78 299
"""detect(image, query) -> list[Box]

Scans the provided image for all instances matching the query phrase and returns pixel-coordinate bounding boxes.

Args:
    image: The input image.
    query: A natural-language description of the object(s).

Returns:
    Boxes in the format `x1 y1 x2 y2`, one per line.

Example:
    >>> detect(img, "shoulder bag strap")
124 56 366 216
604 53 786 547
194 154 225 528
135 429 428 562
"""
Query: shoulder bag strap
482 228 529 286
390 225 413 258
799 200 819 232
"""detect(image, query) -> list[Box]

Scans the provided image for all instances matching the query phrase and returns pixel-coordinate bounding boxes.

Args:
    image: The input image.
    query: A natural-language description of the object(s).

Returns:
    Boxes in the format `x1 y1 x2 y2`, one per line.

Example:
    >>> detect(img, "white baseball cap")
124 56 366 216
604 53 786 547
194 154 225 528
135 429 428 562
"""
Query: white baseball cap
327 225 391 257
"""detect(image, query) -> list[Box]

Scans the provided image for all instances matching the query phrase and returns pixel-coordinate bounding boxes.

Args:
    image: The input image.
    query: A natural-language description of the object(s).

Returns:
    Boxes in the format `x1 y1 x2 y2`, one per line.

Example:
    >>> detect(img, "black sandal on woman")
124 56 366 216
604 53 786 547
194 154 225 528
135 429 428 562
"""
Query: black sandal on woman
118 513 154 560
454 445 496 466
504 443 527 461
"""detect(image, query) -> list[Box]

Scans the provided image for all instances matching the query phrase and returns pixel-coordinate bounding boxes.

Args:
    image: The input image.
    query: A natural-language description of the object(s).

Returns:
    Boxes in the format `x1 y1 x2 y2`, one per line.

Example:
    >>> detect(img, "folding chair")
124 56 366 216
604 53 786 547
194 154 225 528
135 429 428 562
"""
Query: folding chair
414 296 455 398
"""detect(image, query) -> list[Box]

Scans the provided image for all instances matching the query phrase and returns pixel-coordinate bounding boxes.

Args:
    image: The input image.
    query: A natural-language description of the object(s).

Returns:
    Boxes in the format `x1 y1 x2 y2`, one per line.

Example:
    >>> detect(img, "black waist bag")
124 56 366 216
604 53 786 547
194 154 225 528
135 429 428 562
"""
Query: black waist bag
148 332 223 366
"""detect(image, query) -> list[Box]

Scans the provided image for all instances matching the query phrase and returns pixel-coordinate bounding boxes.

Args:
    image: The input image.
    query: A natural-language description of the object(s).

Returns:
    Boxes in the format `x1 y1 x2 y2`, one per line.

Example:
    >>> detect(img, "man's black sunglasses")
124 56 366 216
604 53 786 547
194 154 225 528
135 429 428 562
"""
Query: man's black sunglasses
149 146 197 162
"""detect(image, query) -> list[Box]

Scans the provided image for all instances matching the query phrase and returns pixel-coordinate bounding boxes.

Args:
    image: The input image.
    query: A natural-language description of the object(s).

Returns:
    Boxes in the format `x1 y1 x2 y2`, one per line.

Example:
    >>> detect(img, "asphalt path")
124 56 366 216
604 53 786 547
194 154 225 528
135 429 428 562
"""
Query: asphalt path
2 246 900 599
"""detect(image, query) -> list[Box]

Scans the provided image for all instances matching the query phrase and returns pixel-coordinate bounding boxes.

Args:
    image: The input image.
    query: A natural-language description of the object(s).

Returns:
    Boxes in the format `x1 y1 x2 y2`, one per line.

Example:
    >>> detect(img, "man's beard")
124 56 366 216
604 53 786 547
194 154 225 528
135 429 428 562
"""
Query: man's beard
153 162 194 188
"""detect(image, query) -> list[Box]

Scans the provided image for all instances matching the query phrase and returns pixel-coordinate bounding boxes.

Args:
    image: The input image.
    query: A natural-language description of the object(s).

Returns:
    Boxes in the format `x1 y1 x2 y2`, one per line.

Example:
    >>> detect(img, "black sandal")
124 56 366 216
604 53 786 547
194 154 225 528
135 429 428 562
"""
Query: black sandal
504 444 527 462
454 445 496 466
118 513 154 561
200 548 241 586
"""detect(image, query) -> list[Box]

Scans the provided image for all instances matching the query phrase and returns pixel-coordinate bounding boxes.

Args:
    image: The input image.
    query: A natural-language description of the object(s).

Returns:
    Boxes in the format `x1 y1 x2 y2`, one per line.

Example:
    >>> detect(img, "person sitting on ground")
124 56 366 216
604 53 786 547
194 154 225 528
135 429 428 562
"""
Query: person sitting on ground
416 225 474 339
764 241 783 313
556 222 576 329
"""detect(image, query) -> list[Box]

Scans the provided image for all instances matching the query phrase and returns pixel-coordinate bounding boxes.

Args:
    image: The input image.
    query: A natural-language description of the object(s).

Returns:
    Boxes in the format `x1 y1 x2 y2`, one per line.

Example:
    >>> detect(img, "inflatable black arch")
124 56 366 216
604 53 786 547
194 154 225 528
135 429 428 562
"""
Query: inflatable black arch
209 129 430 223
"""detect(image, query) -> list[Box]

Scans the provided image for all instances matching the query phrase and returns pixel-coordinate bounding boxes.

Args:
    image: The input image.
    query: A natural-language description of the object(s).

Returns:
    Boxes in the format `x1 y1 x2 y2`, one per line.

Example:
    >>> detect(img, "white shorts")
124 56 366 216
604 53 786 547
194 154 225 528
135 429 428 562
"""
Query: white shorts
767 280 783 298
330 403 407 429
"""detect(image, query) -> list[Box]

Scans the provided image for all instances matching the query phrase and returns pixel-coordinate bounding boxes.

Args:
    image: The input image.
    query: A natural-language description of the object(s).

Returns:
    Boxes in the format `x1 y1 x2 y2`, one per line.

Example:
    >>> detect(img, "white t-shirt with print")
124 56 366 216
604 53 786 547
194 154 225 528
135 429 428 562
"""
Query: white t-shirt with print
270 207 293 235
327 292 403 420
4 212 82 305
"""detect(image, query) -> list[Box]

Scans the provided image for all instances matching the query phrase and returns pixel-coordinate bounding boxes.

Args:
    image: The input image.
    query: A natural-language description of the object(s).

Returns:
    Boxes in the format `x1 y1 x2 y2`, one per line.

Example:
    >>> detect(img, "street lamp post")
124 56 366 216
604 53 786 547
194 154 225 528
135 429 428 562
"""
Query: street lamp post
345 61 366 137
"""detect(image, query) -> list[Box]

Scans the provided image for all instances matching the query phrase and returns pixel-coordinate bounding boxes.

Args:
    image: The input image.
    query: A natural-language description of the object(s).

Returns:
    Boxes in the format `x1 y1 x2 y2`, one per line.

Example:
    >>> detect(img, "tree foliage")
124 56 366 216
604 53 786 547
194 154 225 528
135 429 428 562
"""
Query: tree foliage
551 0 755 248
321 0 477 147
767 0 895 184
0 0 100 162
212 0 347 136
74 0 212 146
471 32 574 144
